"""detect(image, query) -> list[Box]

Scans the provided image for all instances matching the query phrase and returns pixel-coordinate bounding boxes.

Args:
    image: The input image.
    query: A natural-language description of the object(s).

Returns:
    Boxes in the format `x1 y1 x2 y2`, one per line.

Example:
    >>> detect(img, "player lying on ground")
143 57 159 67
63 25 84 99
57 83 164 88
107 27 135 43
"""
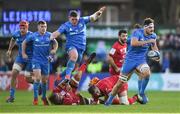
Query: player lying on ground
88 76 138 105
48 53 96 105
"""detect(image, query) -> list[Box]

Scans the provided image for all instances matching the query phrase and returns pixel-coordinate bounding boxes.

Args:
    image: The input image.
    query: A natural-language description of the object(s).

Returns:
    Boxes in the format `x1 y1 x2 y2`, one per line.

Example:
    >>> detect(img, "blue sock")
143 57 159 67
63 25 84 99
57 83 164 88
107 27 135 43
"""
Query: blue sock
60 70 66 79
41 83 47 99
105 94 114 106
33 82 40 99
66 60 75 78
138 79 143 94
140 77 149 95
10 88 15 98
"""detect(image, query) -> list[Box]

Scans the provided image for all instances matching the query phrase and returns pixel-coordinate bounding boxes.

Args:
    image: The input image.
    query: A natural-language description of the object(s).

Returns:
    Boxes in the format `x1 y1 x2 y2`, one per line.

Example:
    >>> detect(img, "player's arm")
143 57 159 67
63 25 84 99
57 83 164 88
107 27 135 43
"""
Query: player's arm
90 6 106 22
22 40 28 59
22 35 32 59
50 30 61 40
131 37 156 46
108 54 120 73
50 39 58 54
151 39 159 51
6 38 16 57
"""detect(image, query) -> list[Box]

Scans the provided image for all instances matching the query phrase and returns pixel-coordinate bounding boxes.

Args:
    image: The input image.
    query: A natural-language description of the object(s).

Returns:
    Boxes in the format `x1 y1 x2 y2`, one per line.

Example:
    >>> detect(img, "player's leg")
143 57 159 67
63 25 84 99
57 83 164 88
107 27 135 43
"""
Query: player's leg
41 63 49 105
32 63 41 105
118 83 129 105
65 47 78 80
105 60 136 106
70 52 96 87
6 57 24 103
136 63 151 104
24 62 34 84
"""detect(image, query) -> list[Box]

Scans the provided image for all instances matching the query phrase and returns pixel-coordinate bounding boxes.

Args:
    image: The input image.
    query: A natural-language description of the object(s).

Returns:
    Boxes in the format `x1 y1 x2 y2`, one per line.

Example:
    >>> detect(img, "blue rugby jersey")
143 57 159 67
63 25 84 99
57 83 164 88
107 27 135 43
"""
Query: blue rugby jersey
125 28 157 61
58 16 90 51
12 30 33 60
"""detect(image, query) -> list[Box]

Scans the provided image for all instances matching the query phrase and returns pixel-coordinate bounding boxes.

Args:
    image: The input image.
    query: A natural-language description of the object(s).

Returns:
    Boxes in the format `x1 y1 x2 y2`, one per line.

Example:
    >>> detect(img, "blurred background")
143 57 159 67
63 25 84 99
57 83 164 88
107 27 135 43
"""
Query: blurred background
0 0 180 91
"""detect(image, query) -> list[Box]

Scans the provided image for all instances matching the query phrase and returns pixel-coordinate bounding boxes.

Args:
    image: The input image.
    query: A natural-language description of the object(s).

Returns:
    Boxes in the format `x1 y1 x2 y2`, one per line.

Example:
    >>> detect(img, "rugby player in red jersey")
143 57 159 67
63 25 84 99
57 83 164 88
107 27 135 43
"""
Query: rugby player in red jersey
48 53 96 105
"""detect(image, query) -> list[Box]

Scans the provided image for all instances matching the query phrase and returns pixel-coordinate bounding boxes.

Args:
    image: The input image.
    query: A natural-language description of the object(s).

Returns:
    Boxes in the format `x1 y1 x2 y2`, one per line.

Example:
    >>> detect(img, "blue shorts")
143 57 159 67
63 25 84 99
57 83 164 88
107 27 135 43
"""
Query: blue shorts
66 46 84 63
14 56 32 72
32 62 49 76
121 59 146 75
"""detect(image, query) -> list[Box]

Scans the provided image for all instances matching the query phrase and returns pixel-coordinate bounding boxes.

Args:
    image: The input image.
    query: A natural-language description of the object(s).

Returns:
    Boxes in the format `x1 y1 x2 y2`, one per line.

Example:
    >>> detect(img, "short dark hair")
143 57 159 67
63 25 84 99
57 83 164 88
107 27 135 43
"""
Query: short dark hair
69 10 78 17
88 85 97 95
143 18 154 26
133 23 142 29
118 30 127 36
38 20 46 25
48 93 63 105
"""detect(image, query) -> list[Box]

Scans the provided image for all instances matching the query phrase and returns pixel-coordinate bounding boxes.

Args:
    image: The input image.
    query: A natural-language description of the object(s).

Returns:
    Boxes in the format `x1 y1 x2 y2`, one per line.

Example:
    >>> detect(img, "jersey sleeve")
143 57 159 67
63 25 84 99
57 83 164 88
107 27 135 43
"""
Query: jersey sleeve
131 30 141 40
109 43 117 56
57 24 66 34
82 16 90 24
25 34 34 43
109 48 116 56
11 31 18 40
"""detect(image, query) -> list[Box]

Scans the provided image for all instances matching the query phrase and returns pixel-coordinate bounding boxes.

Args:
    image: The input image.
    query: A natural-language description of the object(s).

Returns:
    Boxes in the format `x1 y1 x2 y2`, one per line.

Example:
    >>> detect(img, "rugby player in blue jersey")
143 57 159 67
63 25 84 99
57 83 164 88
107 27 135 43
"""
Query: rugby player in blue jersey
50 6 106 84
6 20 33 103
105 18 159 106
22 20 58 105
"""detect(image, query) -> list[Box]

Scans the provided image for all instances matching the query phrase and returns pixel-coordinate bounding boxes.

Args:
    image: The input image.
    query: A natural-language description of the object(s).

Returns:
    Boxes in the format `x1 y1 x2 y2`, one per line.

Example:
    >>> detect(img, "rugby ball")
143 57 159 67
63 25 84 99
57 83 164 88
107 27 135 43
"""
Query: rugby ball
147 50 160 60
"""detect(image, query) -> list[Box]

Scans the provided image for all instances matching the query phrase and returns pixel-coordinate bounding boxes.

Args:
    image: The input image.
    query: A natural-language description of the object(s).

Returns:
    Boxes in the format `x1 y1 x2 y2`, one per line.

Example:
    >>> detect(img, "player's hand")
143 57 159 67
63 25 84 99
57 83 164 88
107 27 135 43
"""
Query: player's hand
99 6 106 12
97 6 106 16
6 50 12 58
22 53 28 59
152 58 160 62
50 49 56 55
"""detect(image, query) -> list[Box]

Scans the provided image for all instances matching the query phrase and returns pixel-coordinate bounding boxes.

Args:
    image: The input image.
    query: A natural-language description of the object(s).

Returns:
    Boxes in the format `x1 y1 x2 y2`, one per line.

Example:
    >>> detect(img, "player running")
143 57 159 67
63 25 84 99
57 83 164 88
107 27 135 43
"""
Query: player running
105 18 159 106
6 20 33 103
50 6 106 84
22 20 58 105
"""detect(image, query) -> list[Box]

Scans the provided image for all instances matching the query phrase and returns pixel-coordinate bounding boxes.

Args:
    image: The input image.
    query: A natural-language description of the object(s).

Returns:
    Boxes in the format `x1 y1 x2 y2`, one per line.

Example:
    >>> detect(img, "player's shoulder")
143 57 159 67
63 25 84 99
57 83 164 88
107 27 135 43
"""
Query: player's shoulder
26 31 33 35
12 30 21 38
63 21 71 27
32 31 38 36
134 28 143 34
112 41 119 47
79 16 89 22
45 31 52 35
112 41 122 48
151 32 157 38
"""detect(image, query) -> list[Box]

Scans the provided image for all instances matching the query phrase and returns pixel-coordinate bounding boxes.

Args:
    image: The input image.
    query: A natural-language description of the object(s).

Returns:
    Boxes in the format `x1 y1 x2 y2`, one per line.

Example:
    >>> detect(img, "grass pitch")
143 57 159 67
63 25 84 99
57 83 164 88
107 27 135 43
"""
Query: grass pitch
0 91 180 113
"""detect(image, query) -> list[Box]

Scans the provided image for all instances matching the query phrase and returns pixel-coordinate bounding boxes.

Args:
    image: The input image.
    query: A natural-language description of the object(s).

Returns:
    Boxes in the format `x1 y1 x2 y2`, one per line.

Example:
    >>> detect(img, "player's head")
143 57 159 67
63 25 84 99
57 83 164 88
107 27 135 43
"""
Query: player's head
88 85 101 97
143 18 154 35
37 20 47 35
19 20 29 35
118 30 128 44
48 93 63 105
68 10 80 26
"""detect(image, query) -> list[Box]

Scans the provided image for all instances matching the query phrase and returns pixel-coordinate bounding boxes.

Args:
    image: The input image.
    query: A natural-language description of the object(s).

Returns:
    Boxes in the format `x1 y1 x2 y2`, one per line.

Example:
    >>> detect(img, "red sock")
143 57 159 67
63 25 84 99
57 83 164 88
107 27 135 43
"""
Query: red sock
128 95 137 105
78 63 87 73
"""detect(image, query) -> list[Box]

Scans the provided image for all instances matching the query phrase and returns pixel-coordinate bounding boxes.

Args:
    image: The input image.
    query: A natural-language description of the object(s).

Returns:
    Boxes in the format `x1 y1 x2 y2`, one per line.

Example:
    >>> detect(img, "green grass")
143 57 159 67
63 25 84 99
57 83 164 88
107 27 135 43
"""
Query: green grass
0 91 180 113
